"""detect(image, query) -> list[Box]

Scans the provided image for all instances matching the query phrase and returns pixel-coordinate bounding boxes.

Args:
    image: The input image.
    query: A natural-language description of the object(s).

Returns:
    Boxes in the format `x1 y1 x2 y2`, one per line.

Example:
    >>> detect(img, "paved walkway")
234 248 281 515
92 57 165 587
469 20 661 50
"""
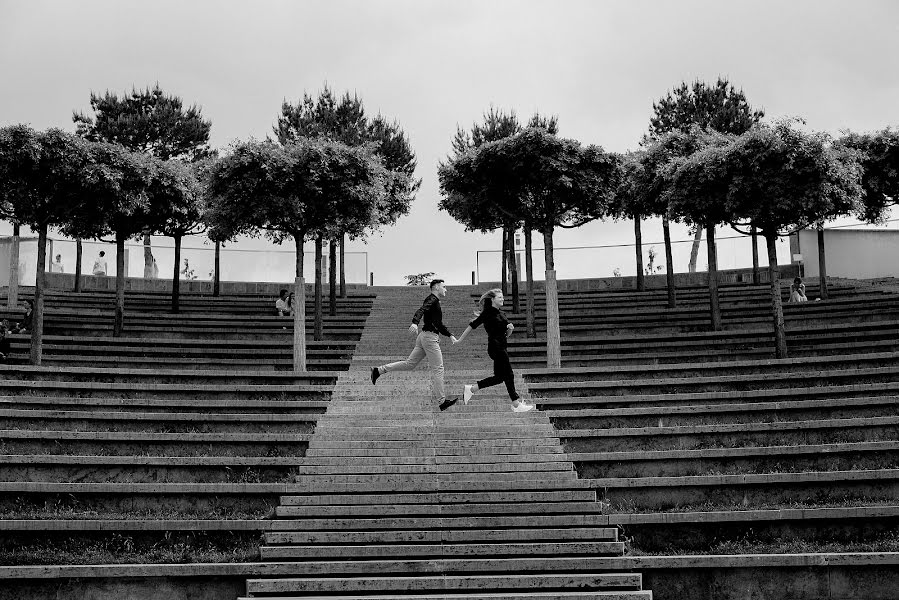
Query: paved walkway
243 286 652 598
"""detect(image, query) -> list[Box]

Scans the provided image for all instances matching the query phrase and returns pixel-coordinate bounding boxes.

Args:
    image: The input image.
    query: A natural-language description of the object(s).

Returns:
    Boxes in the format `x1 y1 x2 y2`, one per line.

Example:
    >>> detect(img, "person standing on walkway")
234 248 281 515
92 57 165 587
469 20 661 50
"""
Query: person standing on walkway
371 279 458 411
454 288 534 413
92 250 108 276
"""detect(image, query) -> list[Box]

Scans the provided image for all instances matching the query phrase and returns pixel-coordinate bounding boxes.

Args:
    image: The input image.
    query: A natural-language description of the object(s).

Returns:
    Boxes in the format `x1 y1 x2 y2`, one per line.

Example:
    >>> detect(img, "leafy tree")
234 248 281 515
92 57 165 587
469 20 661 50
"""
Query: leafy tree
0 126 98 363
451 107 524 309
663 128 737 330
0 126 151 358
616 130 716 308
205 138 386 369
837 128 899 293
82 144 158 337
669 121 863 357
441 127 618 364
276 85 418 305
404 272 436 286
840 128 899 220
646 77 765 274
73 84 213 283
150 160 205 312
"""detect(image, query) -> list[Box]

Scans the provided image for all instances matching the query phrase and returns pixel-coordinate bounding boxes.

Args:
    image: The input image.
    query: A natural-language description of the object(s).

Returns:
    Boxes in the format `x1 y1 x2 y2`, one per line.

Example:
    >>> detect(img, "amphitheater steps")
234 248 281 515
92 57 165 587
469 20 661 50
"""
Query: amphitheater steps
246 286 652 598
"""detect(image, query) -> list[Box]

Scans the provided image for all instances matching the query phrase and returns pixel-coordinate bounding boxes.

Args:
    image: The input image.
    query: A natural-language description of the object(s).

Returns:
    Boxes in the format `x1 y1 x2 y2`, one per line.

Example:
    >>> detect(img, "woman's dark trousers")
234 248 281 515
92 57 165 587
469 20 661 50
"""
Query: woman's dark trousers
476 346 519 401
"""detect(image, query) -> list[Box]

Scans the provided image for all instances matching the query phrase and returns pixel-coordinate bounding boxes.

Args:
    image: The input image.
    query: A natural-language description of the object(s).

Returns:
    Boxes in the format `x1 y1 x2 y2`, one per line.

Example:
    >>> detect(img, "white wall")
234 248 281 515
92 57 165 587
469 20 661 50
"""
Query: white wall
796 229 899 278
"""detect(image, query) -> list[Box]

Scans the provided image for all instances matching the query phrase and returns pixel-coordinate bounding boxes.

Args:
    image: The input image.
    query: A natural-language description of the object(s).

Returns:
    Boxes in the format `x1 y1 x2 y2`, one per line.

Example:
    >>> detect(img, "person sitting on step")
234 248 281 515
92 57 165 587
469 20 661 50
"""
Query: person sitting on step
789 277 808 303
275 289 291 316
11 299 33 335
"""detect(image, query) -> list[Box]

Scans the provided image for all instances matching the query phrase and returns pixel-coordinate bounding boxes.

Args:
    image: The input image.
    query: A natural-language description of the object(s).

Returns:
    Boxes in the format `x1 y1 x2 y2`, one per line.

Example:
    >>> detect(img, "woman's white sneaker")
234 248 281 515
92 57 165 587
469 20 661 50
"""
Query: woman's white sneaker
511 401 534 413
462 385 474 405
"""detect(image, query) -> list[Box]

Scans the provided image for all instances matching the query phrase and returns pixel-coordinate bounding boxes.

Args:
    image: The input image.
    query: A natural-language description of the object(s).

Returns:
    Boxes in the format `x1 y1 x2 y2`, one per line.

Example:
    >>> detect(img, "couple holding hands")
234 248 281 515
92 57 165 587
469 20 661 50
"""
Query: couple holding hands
371 279 535 413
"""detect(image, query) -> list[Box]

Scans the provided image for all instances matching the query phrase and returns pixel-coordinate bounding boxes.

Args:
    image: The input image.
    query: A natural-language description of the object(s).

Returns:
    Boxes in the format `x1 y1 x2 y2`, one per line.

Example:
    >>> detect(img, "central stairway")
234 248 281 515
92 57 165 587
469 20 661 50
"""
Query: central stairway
241 286 652 599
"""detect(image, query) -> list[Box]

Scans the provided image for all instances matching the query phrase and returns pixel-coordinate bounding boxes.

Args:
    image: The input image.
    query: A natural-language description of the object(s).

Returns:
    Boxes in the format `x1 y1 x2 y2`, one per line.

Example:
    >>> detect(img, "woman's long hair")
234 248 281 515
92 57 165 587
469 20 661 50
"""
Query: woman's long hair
474 288 503 316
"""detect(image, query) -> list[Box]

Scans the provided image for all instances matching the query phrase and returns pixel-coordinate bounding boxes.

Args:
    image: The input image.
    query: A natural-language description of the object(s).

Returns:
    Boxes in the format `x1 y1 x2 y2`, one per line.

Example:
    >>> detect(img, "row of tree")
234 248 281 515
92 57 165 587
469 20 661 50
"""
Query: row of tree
439 87 898 361
1 85 419 369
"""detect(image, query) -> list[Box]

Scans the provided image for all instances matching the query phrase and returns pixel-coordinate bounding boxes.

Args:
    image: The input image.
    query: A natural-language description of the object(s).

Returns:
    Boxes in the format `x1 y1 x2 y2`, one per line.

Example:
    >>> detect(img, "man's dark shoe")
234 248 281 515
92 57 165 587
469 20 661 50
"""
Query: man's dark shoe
438 397 458 411
371 367 380 385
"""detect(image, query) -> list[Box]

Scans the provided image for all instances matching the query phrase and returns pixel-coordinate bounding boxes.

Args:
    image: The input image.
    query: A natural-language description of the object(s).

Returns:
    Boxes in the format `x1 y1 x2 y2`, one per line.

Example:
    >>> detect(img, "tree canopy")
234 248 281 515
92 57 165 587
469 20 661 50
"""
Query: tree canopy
276 85 419 235
664 121 864 356
646 77 765 141
206 138 388 273
73 84 213 161
837 127 899 224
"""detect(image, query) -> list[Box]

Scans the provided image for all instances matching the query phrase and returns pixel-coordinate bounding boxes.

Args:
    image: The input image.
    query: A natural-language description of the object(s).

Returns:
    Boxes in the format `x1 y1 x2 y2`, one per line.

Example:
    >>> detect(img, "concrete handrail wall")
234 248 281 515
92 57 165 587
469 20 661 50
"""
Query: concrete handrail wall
483 265 801 292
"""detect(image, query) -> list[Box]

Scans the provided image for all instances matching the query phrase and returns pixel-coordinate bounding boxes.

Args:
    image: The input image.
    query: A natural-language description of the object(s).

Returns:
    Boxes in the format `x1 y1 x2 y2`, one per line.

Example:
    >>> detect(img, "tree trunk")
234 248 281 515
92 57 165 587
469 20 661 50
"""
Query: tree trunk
662 215 676 308
634 217 645 291
339 233 346 298
74 238 83 293
751 225 761 285
314 235 323 341
213 241 221 297
143 231 154 278
706 224 722 331
501 227 508 295
114 233 125 337
766 231 788 358
8 224 19 309
688 227 702 273
172 234 182 313
509 227 520 314
29 223 48 365
543 228 561 369
525 226 536 338
817 224 829 300
329 238 337 316
293 234 307 372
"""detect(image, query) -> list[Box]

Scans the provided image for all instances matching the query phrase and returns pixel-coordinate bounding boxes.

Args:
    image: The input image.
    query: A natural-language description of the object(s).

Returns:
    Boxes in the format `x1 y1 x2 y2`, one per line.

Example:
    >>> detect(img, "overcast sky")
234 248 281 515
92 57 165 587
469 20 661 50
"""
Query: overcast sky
2 0 897 285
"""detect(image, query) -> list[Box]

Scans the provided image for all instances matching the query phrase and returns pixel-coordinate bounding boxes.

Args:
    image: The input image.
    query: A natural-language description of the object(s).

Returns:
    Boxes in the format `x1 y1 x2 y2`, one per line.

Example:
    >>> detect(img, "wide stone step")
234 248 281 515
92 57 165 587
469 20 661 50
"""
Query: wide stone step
587 468 899 511
0 409 319 433
0 381 331 400
244 572 643 595
0 365 337 386
546 396 899 429
265 514 610 531
526 366 899 397
274 501 602 518
304 446 565 458
569 440 899 478
294 462 572 475
558 415 899 453
0 429 308 457
266 527 617 544
278 490 595 505
258 541 625 559
299 454 571 466
0 395 329 413
241 592 651 600
534 382 899 409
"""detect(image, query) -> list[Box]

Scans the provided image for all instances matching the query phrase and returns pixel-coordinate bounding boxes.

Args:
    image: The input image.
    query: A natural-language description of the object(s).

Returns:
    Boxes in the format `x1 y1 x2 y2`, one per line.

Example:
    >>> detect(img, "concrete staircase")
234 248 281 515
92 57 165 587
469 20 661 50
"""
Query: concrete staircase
243 286 652 599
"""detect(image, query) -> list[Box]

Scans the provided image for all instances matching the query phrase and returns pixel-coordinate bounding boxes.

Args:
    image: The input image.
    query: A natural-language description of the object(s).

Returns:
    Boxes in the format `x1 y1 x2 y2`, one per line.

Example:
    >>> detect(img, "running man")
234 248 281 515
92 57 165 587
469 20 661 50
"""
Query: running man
371 279 458 411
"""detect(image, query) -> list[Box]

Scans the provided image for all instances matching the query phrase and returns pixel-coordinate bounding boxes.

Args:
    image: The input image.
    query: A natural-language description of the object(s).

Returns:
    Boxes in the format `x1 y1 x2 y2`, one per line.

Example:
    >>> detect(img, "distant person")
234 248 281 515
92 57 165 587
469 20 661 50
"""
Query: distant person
150 257 159 278
11 299 33 334
92 251 107 276
0 320 10 361
789 277 807 303
454 288 534 413
50 254 64 273
371 279 458 411
275 289 291 316
288 292 296 312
